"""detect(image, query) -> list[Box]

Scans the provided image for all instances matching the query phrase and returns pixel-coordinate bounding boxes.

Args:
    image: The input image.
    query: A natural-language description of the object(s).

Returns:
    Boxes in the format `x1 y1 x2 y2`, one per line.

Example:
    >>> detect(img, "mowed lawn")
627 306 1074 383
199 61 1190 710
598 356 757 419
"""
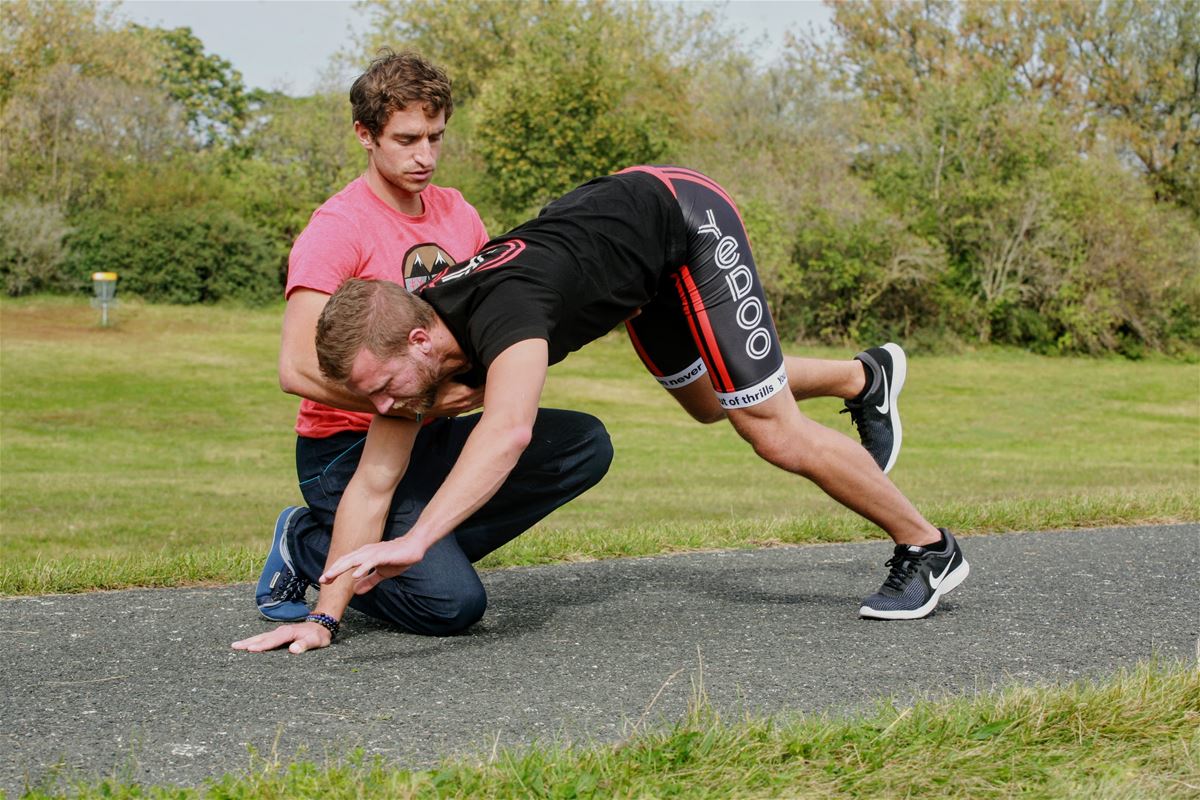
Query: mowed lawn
1 296 1197 594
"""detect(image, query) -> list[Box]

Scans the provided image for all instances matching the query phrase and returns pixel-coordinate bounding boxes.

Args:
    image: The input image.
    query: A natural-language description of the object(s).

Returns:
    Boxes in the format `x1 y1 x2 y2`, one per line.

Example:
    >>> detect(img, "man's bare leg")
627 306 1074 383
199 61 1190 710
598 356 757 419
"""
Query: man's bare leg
722 390 938 546
669 355 865 424
785 355 866 401
670 376 968 619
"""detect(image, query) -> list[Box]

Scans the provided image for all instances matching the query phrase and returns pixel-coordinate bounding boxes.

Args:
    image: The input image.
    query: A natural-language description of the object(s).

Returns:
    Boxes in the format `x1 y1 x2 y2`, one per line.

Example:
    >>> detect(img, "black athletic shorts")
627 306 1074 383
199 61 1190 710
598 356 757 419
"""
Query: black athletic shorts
620 166 787 410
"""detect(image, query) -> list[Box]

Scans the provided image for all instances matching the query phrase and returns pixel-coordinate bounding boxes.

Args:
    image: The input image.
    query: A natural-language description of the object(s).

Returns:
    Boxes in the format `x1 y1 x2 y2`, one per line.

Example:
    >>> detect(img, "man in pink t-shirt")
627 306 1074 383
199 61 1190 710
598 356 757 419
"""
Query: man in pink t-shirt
242 51 613 649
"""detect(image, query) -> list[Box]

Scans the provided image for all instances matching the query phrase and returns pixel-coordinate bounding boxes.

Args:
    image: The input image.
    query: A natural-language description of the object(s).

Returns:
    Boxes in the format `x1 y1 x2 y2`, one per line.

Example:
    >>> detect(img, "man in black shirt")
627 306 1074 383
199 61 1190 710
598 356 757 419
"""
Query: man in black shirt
303 167 969 644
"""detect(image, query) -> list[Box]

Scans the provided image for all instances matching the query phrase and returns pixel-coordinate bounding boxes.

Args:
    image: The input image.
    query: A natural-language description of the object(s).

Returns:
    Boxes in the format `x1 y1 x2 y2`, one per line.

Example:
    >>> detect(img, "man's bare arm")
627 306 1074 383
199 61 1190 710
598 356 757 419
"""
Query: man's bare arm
231 414 419 653
319 339 549 591
279 289 379 412
280 288 483 417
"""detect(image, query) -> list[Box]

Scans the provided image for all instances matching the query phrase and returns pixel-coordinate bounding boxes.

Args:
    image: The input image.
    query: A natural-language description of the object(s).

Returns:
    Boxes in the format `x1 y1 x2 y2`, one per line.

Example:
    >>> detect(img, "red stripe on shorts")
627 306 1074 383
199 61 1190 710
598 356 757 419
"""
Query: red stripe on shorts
616 166 678 197
624 320 662 376
674 266 734 393
659 167 746 228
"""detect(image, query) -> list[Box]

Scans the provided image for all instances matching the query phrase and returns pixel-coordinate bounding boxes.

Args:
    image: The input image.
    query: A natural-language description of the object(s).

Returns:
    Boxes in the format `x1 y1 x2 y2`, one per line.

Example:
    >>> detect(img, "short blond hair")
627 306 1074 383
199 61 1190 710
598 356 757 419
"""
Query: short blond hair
315 278 434 383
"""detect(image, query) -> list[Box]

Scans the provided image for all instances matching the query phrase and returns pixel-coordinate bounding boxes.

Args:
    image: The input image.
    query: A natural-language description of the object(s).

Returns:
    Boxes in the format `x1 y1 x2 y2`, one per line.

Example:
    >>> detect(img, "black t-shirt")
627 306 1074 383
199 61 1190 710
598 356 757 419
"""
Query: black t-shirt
418 171 687 384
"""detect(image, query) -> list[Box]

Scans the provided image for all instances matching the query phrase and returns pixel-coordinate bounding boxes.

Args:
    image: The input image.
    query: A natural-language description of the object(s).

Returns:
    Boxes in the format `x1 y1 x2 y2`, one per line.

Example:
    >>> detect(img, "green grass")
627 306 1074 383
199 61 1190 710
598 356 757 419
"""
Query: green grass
18 659 1200 799
2 295 1198 594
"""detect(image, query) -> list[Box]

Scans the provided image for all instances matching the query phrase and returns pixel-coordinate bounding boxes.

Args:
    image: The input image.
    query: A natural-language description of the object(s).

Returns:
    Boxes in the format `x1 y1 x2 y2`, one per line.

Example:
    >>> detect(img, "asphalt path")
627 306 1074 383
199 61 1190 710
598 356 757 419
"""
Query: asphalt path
4 523 1198 795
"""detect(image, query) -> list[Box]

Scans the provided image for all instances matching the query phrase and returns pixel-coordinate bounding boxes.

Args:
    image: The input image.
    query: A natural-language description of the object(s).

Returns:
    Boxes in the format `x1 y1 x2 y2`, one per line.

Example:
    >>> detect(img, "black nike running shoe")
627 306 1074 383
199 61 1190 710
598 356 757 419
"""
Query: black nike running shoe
842 342 906 473
859 529 969 620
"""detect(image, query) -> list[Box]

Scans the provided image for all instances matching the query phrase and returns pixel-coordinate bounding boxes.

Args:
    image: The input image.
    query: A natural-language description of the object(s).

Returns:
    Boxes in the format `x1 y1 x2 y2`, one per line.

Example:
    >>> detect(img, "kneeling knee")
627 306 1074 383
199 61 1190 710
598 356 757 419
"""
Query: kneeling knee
438 585 488 635
408 584 487 636
576 415 615 486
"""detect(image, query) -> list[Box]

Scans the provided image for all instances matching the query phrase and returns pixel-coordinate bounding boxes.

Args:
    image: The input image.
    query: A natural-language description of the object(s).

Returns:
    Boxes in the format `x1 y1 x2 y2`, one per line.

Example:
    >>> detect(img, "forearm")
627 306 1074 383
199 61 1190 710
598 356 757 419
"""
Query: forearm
402 415 531 552
404 342 547 547
279 288 403 416
280 357 379 413
312 481 395 619
314 416 417 619
316 341 549 592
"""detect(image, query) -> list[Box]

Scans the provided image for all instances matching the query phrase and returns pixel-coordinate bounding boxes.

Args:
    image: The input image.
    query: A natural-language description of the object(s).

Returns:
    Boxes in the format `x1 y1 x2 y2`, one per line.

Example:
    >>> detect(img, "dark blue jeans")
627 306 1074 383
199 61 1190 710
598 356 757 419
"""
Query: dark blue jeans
288 409 612 636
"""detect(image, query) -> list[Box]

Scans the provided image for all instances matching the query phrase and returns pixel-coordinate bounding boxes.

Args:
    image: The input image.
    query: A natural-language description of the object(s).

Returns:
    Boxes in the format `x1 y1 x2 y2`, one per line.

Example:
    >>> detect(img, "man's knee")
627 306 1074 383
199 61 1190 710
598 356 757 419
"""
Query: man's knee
409 584 488 636
434 585 488 635
728 397 824 475
537 410 613 491
575 414 614 488
355 575 489 636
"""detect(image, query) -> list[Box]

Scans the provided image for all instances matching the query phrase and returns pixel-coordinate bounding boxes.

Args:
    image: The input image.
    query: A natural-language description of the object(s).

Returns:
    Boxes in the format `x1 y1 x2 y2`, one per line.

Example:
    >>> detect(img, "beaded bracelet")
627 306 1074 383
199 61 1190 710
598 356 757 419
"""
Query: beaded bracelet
305 612 340 639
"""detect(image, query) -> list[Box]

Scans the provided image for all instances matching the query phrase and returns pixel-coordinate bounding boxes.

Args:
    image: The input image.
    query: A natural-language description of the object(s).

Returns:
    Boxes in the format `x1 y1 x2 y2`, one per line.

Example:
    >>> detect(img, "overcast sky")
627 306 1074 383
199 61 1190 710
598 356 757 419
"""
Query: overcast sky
113 0 834 96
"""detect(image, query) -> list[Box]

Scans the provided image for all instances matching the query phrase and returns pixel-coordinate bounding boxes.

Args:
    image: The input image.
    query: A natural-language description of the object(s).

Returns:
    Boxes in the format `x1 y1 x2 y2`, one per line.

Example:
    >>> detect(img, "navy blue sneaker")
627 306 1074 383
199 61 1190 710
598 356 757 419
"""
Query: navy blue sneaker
255 506 310 622
859 529 969 620
842 342 906 473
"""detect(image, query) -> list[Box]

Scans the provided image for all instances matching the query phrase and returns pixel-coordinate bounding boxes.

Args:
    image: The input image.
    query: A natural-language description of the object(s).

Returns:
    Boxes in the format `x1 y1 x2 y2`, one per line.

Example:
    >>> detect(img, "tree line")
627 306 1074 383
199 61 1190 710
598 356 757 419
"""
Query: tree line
1 0 1196 356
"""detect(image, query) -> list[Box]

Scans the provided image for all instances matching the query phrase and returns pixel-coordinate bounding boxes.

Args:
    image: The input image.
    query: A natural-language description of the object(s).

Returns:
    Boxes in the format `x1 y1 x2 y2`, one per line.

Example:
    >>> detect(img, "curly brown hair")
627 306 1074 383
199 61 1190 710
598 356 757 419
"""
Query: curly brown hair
350 49 454 140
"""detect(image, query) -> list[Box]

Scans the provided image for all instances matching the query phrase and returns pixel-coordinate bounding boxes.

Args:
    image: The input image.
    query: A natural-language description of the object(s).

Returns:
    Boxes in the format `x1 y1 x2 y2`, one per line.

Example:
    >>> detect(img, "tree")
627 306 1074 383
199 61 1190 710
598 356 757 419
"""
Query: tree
0 0 188 207
466 2 696 220
827 0 962 110
355 0 547 103
0 0 156 107
135 24 257 148
352 0 713 223
1058 0 1200 212
828 0 1200 215
227 90 364 281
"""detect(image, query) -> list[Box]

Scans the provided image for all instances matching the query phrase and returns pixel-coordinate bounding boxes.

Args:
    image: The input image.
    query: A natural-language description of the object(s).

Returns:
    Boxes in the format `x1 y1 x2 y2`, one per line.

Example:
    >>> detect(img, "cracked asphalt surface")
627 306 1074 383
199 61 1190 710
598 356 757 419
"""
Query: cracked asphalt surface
4 523 1198 794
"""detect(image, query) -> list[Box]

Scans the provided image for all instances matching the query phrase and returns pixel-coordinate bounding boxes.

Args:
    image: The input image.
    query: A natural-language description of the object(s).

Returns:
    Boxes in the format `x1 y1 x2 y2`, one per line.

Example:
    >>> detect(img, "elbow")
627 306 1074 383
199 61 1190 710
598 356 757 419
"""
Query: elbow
504 422 535 459
278 371 299 397
278 360 307 397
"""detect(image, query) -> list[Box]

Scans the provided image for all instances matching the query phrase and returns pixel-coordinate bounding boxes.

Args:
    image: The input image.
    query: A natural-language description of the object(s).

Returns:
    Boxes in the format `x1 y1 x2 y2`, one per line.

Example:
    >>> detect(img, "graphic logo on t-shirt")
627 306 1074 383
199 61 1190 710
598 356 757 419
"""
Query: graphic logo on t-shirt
403 243 454 291
422 239 526 290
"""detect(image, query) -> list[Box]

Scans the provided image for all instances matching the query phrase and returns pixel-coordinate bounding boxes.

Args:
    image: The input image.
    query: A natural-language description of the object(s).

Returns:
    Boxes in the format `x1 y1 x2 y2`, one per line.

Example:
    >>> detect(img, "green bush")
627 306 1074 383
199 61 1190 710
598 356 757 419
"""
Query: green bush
1043 154 1200 356
64 204 279 304
779 203 945 345
0 198 72 295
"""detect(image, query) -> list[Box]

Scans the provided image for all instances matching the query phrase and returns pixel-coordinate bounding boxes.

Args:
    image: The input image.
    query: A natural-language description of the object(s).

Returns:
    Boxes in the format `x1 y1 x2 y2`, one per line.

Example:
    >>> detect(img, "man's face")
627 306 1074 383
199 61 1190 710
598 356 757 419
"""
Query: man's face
357 105 445 200
346 348 440 416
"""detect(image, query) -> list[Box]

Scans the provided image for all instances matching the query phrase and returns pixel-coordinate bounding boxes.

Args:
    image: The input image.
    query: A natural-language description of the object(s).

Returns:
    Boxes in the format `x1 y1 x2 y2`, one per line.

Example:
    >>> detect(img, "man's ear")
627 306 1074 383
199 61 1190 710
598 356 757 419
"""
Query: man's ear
353 121 375 151
408 327 432 354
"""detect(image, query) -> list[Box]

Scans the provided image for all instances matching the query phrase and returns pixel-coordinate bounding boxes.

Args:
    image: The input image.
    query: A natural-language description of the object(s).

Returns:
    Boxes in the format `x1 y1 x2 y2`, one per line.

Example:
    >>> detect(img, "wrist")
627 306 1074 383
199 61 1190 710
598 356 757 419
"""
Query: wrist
305 612 340 639
402 528 437 554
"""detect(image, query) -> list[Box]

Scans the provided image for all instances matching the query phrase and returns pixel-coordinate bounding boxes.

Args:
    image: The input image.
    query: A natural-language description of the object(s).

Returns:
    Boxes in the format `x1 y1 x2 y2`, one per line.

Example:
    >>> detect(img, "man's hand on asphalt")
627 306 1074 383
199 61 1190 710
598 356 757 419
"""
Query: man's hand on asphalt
231 621 331 654
319 536 428 594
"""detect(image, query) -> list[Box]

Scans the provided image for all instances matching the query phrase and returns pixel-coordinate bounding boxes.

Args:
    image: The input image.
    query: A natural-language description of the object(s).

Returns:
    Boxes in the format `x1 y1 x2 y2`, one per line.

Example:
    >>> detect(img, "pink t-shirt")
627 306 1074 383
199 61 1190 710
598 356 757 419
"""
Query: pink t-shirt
286 177 489 438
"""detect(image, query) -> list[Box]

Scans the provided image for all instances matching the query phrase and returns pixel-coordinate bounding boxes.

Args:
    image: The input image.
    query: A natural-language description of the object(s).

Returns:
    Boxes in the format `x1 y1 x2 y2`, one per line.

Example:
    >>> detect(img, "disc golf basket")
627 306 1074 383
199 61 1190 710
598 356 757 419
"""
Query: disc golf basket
91 271 118 326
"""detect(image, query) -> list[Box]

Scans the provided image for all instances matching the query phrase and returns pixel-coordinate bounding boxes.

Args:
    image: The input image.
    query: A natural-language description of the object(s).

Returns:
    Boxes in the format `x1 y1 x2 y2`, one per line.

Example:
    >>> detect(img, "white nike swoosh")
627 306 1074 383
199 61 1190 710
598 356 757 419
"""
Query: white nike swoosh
927 559 953 591
875 370 890 414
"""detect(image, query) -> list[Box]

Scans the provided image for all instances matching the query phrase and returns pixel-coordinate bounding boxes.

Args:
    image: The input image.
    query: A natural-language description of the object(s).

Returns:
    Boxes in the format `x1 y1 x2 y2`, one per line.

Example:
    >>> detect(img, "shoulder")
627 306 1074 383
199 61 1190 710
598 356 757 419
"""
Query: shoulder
287 179 369 295
307 177 371 227
422 184 483 221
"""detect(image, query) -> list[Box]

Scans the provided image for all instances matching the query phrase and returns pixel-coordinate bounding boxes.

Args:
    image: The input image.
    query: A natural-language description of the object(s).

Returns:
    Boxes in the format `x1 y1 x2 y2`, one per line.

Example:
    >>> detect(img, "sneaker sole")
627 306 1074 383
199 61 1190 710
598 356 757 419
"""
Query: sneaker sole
880 343 906 474
258 604 310 622
858 558 969 620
